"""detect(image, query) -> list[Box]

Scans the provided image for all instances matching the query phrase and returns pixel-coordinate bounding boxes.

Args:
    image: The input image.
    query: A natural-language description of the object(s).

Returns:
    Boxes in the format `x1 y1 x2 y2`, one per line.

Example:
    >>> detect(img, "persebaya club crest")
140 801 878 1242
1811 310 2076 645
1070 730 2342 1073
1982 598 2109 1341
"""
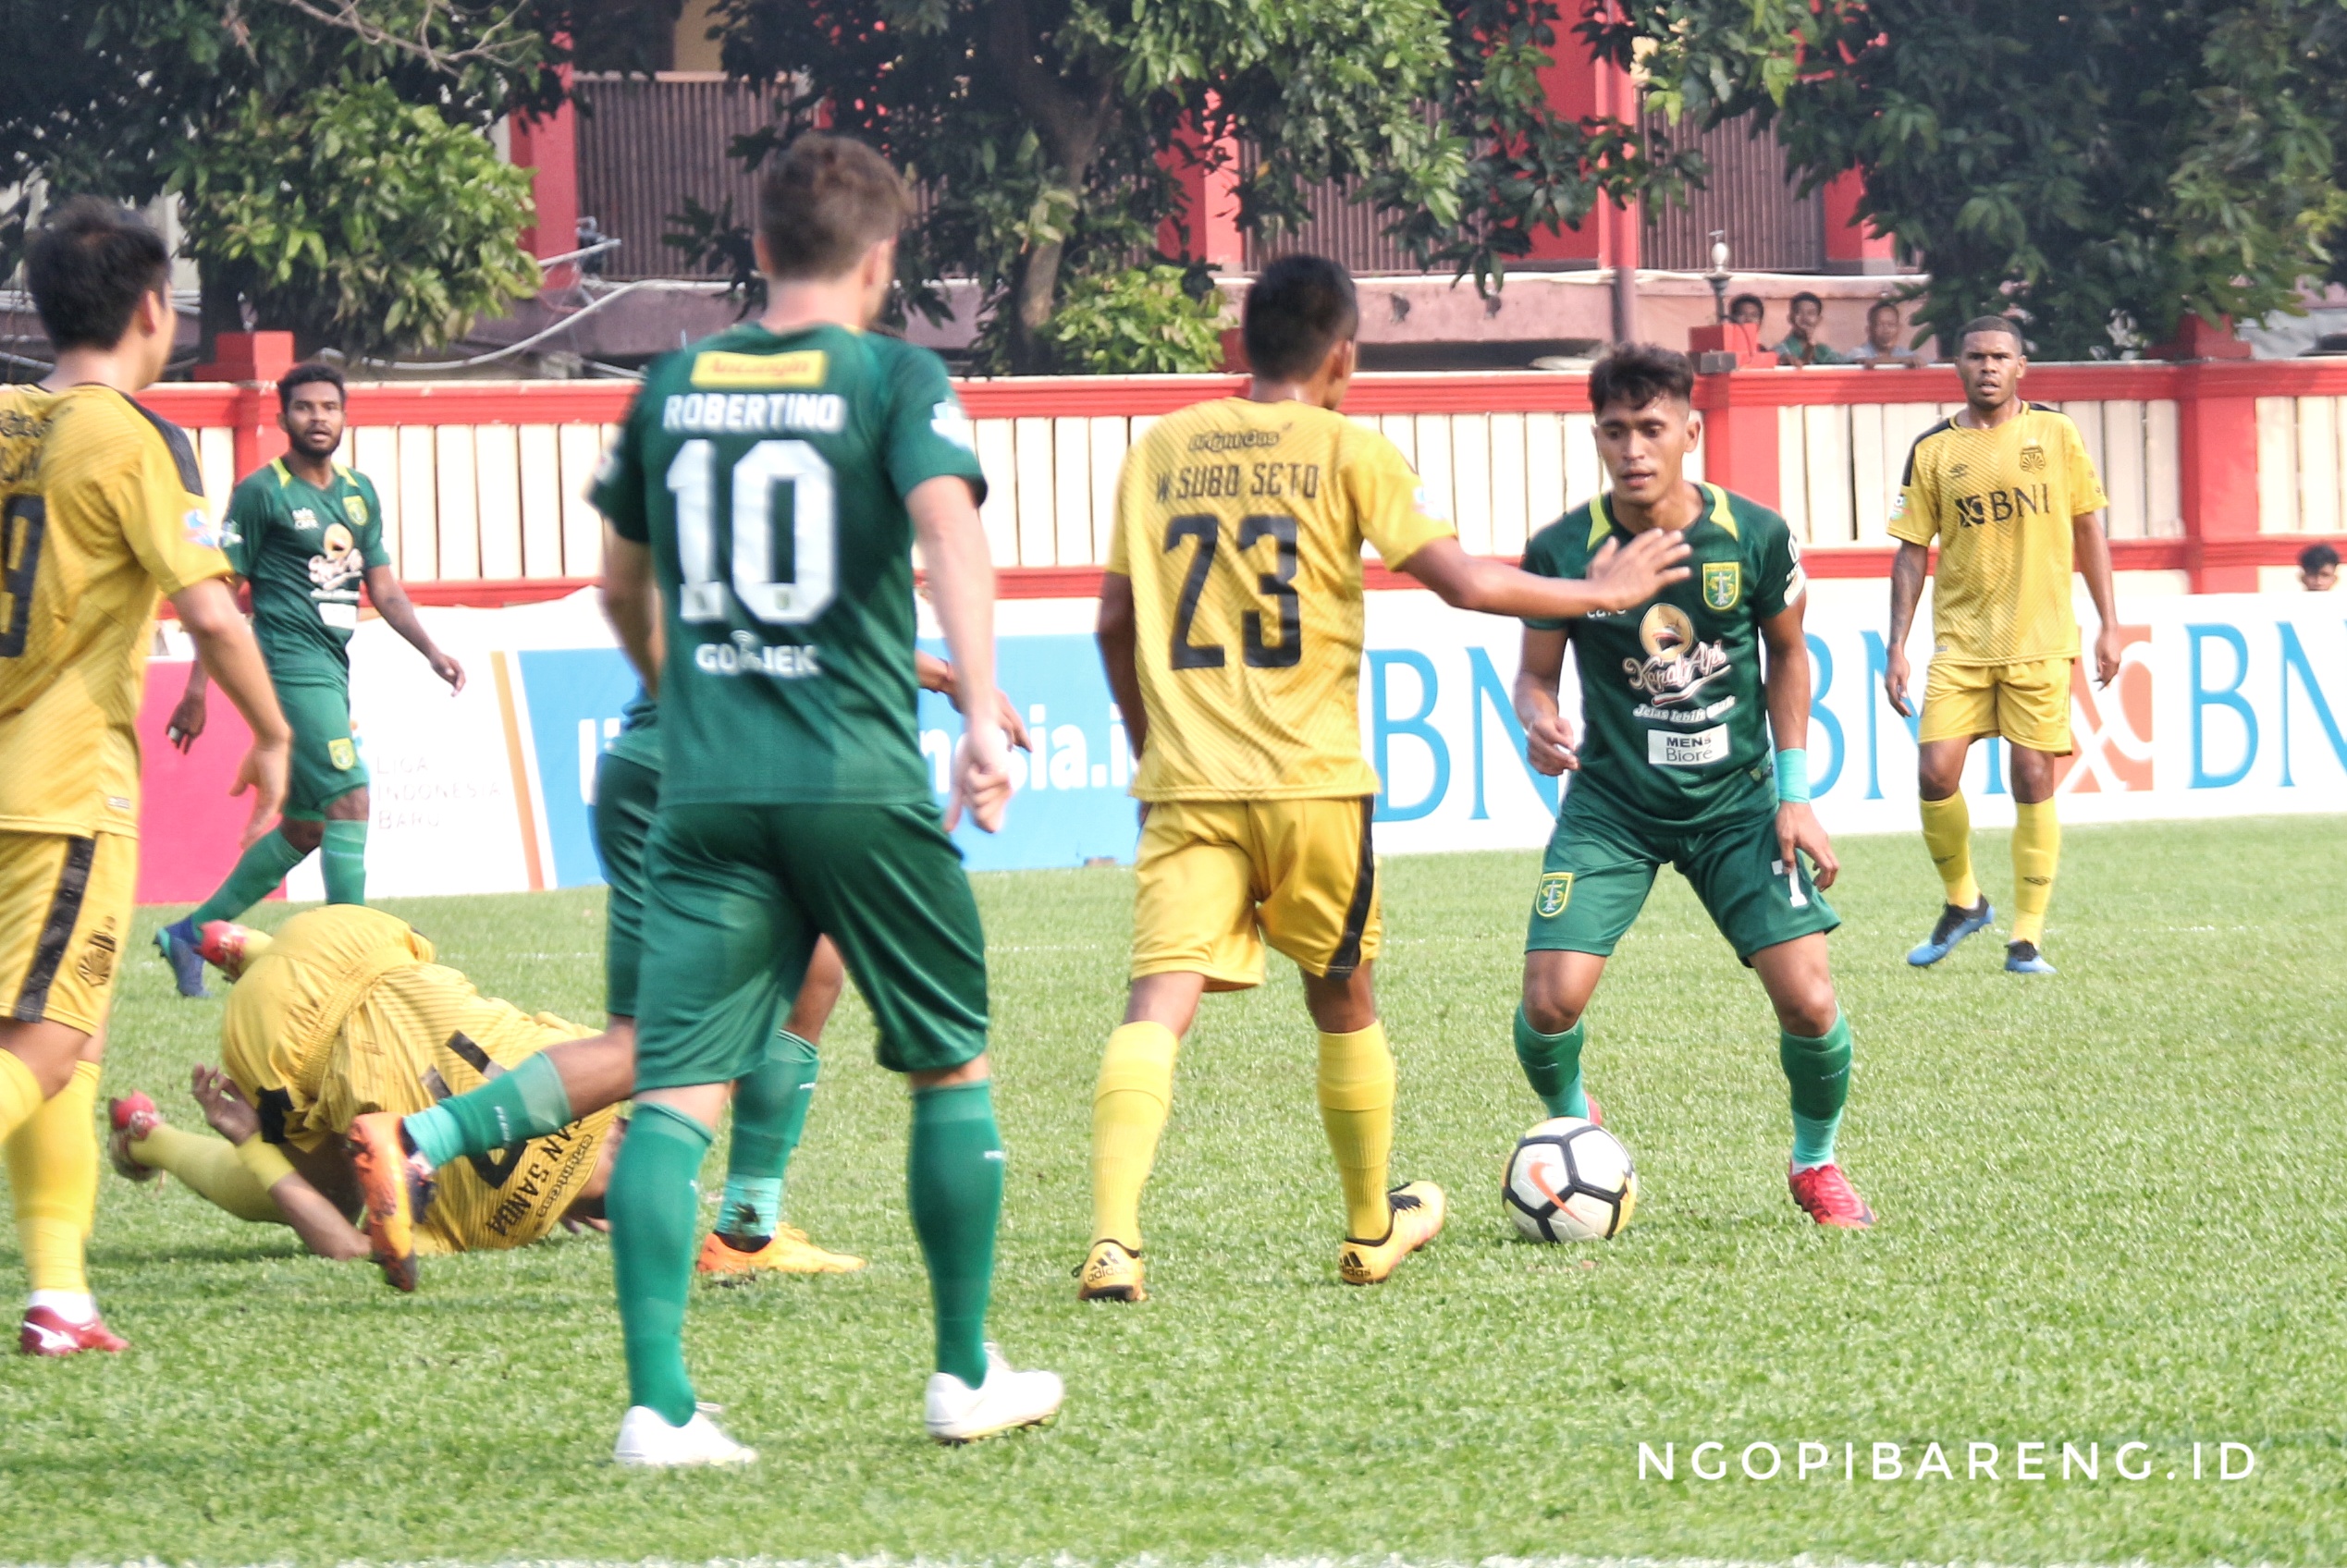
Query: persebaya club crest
1702 561 1741 611
1535 872 1574 919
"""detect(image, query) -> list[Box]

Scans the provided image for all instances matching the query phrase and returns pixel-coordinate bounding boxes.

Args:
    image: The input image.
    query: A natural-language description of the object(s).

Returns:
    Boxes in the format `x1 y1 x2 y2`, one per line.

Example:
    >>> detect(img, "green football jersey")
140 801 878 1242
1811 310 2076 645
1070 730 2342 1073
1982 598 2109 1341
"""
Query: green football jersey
592 323 986 806
607 685 661 773
222 459 391 687
1522 483 1805 827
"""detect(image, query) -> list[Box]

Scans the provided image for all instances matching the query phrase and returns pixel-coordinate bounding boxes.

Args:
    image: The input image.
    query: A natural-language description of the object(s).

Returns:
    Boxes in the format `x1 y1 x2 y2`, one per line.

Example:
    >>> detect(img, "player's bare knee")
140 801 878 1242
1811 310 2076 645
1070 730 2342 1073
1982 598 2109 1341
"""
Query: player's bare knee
2009 746 2058 802
1303 964 1377 1035
325 786 369 821
279 818 324 853
1776 986 1840 1038
909 1053 990 1091
0 1024 90 1097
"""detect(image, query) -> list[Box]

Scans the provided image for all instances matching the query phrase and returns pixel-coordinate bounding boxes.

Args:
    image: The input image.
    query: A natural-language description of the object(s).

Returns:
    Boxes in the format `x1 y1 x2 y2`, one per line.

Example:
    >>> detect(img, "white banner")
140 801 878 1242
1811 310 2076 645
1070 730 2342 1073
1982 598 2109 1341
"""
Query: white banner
167 585 2341 900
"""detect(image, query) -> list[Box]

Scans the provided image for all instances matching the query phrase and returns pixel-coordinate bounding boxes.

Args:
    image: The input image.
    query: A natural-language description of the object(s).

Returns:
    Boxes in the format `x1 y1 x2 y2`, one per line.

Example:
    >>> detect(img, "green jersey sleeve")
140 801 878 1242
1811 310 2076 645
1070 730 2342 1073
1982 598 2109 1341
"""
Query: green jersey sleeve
880 342 987 505
591 378 659 544
221 474 271 578
1749 507 1804 619
1518 511 1584 631
353 473 392 569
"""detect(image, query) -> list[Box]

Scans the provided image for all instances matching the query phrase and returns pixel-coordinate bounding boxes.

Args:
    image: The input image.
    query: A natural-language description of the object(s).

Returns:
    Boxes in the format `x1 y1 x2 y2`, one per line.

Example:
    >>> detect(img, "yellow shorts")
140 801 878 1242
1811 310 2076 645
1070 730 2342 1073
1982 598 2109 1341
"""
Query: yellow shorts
0 831 136 1034
1129 798 1381 988
1918 655 2074 754
323 965 612 1256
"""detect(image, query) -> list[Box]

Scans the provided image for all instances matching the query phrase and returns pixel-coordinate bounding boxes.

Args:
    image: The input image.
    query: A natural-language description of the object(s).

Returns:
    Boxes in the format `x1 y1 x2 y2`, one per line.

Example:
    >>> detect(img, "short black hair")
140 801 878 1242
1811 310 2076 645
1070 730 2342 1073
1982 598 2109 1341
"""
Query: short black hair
277 361 347 413
1589 343 1696 415
1789 290 1825 312
1728 293 1764 319
2302 542 2341 574
1866 299 1902 323
1242 254 1358 381
757 133 913 280
24 197 172 353
1960 314 2025 351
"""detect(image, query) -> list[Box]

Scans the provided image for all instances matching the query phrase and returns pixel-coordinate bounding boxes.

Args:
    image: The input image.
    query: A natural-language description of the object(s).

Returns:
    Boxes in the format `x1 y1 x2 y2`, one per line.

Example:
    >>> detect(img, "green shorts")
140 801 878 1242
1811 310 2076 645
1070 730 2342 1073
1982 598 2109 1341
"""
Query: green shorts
633 801 989 1088
277 681 367 819
590 751 661 1020
1525 783 1839 965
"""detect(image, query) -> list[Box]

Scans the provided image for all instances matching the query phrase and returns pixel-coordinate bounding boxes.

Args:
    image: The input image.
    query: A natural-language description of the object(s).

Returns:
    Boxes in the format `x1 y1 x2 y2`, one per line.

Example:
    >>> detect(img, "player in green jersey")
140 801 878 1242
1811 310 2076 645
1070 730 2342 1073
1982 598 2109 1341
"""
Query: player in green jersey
1509 345 1876 1230
590 133 1059 1465
156 362 463 997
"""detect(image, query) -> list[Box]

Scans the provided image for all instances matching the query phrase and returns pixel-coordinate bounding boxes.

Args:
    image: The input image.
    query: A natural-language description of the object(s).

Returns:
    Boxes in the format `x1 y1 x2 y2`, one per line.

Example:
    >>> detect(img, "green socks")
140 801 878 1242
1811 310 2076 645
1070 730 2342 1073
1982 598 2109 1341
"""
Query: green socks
404 1052 574 1170
321 818 368 904
1514 1009 1589 1120
907 1080 1002 1388
608 1102 713 1427
719 1030 819 1241
189 828 308 926
1781 1011 1854 1170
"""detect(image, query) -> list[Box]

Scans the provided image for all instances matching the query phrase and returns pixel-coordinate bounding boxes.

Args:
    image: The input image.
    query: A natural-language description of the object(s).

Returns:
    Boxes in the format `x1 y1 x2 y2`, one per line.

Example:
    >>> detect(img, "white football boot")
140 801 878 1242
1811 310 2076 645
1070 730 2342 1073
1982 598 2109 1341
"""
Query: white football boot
923 1343 1064 1443
613 1402 757 1467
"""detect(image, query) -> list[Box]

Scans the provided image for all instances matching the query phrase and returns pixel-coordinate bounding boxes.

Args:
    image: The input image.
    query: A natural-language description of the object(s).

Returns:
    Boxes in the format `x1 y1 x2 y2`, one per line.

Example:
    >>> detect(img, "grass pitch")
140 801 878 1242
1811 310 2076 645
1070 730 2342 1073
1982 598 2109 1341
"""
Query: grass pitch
3 816 2343 1567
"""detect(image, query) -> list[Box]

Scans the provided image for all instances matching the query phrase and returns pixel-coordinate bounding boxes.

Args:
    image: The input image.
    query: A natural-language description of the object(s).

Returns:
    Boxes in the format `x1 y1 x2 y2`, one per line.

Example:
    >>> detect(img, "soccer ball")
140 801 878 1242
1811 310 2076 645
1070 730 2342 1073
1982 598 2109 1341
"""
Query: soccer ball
1504 1117 1637 1242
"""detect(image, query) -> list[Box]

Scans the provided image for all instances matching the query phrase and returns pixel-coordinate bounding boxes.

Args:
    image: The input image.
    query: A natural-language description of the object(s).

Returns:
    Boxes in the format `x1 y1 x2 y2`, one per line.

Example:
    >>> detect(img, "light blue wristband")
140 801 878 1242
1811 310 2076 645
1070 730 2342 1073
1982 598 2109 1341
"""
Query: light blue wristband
1775 748 1811 803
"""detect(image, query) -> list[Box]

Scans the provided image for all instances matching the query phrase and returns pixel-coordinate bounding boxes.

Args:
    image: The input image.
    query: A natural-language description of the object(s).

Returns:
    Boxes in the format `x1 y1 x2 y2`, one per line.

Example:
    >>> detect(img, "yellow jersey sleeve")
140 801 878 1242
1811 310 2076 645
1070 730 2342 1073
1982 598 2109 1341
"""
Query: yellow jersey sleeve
1887 425 1944 546
1342 425 1455 568
1105 478 1133 575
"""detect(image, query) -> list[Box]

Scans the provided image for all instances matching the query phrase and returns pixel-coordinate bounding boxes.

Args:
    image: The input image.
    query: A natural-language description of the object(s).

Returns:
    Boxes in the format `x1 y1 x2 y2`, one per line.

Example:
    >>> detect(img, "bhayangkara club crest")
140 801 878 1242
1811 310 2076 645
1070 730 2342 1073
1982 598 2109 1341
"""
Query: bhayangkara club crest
1702 561 1741 611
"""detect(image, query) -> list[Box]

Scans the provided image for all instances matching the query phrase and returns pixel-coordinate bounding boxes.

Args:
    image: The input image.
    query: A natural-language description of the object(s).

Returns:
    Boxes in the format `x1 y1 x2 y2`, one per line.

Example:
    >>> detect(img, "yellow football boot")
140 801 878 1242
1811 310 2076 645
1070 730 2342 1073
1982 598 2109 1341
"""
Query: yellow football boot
695 1225 866 1276
1075 1239 1146 1302
1337 1182 1447 1285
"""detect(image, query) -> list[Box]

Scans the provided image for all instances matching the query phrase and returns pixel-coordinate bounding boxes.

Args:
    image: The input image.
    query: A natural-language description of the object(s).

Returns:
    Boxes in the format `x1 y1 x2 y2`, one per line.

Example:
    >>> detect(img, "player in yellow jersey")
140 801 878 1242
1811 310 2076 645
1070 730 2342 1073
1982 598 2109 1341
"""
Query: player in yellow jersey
0 200 289 1354
105 907 621 1268
1079 255 1690 1299
1885 316 2120 975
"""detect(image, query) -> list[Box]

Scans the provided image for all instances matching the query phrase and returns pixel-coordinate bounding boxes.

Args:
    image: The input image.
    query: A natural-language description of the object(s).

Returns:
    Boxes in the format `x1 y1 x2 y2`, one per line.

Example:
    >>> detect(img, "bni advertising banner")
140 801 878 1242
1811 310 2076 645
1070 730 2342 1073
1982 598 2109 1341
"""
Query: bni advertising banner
136 586 2347 903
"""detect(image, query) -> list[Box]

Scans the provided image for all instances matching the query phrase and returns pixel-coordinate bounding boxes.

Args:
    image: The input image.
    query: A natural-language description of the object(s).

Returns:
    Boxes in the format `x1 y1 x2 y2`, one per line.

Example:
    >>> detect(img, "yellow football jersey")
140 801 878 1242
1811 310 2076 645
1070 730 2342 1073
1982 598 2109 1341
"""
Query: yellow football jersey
1889 403 2107 666
0 383 229 836
1106 398 1454 801
220 905 614 1256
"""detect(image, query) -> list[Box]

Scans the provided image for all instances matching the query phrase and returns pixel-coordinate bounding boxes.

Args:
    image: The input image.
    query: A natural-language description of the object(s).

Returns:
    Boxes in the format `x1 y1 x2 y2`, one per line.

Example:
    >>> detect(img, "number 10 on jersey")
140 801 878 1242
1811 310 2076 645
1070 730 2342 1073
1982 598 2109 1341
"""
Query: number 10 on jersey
666 438 837 625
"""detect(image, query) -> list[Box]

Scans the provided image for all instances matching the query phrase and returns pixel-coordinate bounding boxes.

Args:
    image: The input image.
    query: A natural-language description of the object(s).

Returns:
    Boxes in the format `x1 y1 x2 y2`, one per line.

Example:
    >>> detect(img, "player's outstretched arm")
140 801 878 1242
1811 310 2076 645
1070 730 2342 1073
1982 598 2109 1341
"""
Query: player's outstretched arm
1884 540 1929 717
600 525 663 695
172 577 290 843
1762 601 1837 889
2072 508 2122 690
1397 532 1691 619
908 475 1011 833
915 650 1032 751
363 565 464 693
1095 572 1149 764
1512 628 1579 776
189 1067 371 1261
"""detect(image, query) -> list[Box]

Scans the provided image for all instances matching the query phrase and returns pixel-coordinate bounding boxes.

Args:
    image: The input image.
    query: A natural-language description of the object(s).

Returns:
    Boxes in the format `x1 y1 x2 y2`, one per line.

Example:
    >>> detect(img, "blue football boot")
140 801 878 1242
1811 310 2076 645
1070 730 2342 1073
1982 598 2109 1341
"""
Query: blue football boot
1906 896 1993 967
2004 939 2058 975
154 916 211 998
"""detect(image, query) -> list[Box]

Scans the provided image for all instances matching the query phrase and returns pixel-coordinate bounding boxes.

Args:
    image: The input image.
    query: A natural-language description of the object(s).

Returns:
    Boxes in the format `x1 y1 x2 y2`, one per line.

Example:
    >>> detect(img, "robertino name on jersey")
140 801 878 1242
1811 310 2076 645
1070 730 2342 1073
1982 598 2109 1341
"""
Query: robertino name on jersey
1523 484 1804 827
592 324 986 808
1107 398 1455 800
222 458 391 687
1888 403 2107 666
0 384 228 837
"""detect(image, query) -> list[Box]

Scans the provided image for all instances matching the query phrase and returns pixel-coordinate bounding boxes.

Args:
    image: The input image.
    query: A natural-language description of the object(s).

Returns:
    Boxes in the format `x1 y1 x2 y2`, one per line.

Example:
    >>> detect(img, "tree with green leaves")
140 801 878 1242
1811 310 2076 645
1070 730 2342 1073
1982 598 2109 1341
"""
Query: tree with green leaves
2 0 565 360
690 0 1699 373
1598 0 2347 359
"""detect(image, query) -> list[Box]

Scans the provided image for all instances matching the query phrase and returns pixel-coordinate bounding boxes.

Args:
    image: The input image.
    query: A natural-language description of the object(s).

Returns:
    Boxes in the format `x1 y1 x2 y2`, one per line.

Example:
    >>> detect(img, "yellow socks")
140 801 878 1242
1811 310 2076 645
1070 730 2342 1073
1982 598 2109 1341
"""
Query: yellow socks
1316 1022 1396 1242
1918 791 1981 908
5 1061 99 1294
1088 1022 1179 1249
0 1050 43 1147
130 1124 287 1224
2009 799 2061 946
